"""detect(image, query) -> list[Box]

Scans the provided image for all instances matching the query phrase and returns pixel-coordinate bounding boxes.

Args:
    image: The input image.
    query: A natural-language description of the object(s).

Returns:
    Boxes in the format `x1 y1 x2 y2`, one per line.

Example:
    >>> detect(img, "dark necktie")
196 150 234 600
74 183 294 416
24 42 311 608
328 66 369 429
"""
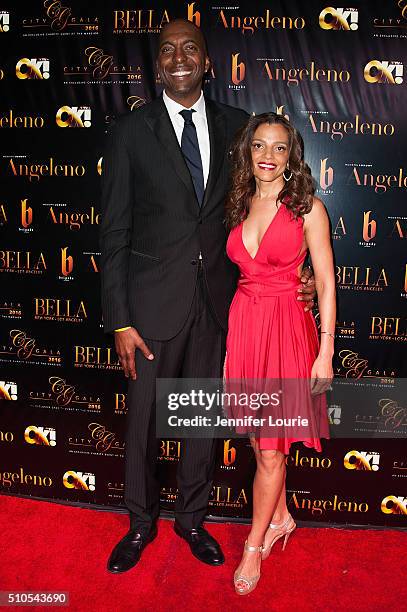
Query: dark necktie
179 109 204 206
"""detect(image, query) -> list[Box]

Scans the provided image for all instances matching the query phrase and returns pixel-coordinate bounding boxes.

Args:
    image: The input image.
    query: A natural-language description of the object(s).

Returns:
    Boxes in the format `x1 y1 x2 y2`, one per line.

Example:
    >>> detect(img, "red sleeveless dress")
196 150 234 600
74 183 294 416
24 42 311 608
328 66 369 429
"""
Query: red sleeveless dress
224 202 330 454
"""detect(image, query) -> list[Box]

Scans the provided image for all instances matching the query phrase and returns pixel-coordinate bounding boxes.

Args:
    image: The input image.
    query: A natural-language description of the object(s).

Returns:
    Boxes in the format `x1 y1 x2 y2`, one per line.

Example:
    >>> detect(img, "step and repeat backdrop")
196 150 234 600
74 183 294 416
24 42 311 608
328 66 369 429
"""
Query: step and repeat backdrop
0 1 406 527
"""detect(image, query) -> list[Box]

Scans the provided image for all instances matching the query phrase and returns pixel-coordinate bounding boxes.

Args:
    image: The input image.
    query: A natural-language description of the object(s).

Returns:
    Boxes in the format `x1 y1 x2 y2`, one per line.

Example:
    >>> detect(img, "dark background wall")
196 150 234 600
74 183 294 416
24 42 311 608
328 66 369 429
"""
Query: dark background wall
0 1 406 527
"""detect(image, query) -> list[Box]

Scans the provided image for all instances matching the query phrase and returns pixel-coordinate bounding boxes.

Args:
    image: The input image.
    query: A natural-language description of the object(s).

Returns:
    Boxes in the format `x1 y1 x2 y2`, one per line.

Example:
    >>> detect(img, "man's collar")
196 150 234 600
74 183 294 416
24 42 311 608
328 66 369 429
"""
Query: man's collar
162 90 205 118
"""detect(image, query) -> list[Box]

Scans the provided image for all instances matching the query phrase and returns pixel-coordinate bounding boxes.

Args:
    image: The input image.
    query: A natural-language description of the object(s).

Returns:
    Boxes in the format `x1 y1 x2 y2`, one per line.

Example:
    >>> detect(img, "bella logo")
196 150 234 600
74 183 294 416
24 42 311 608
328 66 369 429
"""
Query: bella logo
211 486 248 506
74 346 121 369
159 440 181 461
115 392 127 414
16 58 50 79
34 298 87 321
319 7 358 30
370 317 406 340
335 266 388 288
113 9 170 33
364 60 404 85
24 425 56 446
344 450 380 471
332 217 346 239
388 219 407 239
0 251 46 273
0 204 6 225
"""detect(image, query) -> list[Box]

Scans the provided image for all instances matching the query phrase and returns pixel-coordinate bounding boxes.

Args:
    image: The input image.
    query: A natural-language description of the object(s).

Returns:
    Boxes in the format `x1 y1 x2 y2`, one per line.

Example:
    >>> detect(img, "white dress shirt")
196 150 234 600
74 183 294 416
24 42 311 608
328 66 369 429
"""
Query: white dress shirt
162 89 210 188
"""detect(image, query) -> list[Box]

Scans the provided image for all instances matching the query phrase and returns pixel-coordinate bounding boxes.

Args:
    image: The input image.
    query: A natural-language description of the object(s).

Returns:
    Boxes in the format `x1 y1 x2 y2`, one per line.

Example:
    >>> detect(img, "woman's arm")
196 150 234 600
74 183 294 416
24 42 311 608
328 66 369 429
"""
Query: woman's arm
303 197 336 393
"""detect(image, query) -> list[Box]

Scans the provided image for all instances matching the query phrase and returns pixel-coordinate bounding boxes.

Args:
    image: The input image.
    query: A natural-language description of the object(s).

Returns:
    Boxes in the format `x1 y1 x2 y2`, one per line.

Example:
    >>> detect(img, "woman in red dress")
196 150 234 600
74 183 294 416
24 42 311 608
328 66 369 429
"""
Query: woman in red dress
224 113 336 595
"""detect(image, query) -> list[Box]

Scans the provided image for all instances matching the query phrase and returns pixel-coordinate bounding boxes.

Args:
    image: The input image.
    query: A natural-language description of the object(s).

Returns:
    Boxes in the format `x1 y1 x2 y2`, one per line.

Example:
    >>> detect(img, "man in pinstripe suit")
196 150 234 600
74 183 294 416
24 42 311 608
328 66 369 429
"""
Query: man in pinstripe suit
100 18 314 573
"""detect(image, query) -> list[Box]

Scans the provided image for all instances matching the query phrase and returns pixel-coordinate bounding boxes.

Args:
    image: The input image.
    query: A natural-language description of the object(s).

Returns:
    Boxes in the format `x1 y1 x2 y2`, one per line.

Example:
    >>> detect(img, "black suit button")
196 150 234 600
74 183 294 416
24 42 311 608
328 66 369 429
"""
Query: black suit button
191 259 197 266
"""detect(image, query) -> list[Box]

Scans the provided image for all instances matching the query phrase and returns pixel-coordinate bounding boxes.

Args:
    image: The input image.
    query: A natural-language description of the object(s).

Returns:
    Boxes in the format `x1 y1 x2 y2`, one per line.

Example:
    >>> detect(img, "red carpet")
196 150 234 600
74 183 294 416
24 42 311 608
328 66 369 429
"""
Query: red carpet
1 495 405 612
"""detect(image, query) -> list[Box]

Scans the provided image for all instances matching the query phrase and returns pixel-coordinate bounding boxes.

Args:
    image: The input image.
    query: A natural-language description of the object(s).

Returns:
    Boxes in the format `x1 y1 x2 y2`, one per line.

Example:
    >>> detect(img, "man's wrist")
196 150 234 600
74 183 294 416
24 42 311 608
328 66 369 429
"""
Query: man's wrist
115 326 131 332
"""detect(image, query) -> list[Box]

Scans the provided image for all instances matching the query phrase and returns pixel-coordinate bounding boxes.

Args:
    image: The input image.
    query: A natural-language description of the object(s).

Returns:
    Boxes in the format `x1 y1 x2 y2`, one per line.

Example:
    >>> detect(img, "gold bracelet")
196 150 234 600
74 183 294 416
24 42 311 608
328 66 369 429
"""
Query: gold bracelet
320 331 335 339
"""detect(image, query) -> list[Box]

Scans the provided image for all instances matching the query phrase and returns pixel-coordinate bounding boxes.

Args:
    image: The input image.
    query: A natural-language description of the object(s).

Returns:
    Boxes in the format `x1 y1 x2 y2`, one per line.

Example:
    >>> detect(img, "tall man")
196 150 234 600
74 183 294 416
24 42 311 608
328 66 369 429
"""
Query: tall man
100 18 314 573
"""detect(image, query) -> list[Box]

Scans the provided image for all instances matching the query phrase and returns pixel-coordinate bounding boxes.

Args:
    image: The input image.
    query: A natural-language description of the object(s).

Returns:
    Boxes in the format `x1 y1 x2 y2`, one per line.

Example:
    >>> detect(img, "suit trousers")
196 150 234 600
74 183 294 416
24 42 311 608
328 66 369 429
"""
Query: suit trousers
124 264 226 533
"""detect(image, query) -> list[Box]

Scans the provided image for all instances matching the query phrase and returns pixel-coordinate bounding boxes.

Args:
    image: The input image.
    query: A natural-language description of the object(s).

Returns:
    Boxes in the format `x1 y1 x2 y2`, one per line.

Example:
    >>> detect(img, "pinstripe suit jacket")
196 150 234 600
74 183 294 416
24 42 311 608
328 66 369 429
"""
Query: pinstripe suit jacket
100 95 248 340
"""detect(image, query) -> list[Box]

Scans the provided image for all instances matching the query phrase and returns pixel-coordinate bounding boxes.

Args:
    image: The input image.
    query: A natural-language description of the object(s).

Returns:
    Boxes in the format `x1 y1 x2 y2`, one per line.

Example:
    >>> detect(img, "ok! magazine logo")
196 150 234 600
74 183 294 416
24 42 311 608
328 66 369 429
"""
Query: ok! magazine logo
0 11 10 32
364 60 404 84
56 106 92 127
344 450 380 471
319 7 358 30
16 58 50 79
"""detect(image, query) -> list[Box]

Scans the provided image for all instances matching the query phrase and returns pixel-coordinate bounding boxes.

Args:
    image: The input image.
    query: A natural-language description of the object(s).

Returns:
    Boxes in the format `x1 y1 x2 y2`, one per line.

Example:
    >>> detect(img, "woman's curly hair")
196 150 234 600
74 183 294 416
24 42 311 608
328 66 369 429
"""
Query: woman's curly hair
225 112 315 230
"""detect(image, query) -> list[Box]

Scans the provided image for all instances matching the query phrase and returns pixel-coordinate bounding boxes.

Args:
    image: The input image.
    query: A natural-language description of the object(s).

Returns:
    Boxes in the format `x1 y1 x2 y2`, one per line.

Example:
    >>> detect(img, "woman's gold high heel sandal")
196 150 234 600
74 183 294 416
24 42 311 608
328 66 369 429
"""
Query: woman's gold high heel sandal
234 540 263 596
261 512 296 560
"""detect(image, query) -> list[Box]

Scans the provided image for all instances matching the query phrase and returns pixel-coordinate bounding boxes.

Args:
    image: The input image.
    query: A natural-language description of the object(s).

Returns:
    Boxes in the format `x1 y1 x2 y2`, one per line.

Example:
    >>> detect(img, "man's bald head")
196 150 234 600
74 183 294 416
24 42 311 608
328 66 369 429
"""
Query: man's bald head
159 18 207 55
156 18 210 107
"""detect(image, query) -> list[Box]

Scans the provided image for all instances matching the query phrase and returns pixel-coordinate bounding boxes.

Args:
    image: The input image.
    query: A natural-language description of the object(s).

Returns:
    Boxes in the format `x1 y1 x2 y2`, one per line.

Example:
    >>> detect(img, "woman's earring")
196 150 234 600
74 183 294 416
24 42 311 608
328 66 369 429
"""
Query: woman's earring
283 164 293 182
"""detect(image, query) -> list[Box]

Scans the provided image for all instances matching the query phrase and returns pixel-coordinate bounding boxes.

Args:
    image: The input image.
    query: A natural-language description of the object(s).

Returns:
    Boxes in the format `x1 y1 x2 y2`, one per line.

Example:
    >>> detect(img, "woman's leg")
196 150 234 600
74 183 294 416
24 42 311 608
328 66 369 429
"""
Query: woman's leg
235 440 286 586
270 476 288 523
249 442 287 545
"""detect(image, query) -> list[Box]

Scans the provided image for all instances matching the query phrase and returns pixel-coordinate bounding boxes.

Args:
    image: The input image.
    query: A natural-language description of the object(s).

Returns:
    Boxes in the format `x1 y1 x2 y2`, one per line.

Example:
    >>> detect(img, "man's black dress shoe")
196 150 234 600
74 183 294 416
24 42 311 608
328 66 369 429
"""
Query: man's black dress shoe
107 525 157 573
174 523 225 566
